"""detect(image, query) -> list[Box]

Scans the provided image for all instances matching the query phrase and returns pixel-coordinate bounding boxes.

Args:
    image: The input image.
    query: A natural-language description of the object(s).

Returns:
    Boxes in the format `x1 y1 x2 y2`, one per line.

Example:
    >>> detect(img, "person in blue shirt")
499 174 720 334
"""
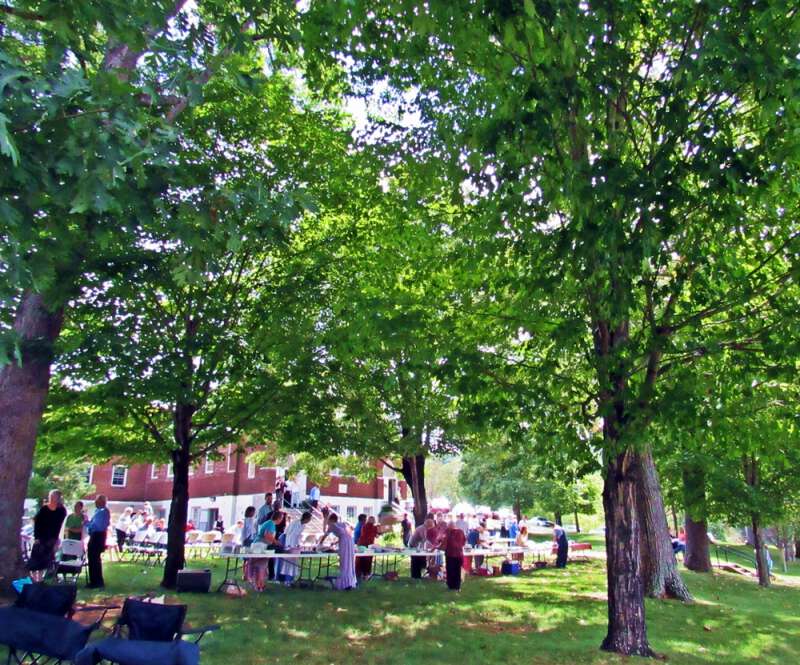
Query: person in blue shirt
257 511 285 581
86 495 110 588
353 514 367 544
308 485 320 508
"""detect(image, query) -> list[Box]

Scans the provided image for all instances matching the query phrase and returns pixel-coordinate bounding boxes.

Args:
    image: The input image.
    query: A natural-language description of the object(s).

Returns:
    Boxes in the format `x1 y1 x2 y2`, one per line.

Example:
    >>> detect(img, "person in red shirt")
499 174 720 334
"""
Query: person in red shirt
441 522 467 591
356 516 384 579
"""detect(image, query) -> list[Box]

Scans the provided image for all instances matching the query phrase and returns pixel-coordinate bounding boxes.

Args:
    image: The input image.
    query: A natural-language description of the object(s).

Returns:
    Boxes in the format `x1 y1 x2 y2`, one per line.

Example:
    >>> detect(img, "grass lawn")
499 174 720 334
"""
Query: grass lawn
39 539 799 665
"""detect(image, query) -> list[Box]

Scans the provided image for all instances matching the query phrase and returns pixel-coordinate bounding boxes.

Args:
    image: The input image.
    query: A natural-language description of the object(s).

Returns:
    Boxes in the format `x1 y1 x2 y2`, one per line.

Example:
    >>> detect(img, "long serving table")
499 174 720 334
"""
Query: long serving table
217 546 532 593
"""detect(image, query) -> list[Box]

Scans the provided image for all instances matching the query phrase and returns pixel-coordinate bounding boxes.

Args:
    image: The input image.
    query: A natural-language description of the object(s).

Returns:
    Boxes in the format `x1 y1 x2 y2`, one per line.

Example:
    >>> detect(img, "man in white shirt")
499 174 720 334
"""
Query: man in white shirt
454 513 469 536
308 485 320 508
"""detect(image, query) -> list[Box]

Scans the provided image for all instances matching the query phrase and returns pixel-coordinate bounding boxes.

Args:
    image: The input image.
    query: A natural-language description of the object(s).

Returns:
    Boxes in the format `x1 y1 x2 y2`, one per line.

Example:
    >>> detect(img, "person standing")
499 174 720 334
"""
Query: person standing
401 513 412 546
513 525 528 563
64 501 86 541
454 513 469 536
318 514 356 590
353 513 367 544
441 522 467 591
28 490 67 581
86 495 110 588
257 510 285 581
553 523 569 569
256 492 274 526
407 519 430 579
279 511 312 584
114 506 133 552
356 516 381 579
308 484 321 509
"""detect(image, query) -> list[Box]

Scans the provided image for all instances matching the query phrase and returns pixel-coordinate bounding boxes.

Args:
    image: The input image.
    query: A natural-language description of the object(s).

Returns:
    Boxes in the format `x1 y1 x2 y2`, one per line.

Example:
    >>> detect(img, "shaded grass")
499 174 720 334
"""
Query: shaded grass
46 549 800 665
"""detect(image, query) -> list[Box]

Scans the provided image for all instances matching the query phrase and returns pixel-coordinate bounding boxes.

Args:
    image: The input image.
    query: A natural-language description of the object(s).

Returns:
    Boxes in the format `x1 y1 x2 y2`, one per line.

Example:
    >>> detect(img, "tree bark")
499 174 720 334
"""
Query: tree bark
513 499 521 522
574 510 581 533
682 464 711 573
670 505 679 536
554 511 562 526
0 293 64 594
401 453 427 526
795 538 800 560
636 448 692 600
743 455 770 587
751 515 770 587
601 449 654 657
161 404 193 589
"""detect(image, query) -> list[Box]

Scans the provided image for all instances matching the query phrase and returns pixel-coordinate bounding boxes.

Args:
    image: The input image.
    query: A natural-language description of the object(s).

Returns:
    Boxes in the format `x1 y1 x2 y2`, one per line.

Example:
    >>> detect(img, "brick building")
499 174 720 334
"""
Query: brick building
88 448 407 530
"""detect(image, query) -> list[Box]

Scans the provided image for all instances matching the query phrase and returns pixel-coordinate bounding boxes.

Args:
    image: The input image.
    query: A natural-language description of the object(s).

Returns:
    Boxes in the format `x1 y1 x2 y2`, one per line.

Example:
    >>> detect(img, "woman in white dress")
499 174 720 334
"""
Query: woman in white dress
318 513 356 590
278 511 312 583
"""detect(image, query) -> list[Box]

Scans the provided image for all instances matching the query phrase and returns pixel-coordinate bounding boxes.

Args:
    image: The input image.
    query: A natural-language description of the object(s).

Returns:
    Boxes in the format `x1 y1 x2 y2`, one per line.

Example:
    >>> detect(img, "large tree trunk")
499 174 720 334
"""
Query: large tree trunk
0 293 64 594
637 448 692 600
162 447 190 588
601 449 654 657
574 510 581 533
682 464 711 573
751 515 770 587
513 499 521 522
161 404 193 589
401 454 427 526
743 456 770 587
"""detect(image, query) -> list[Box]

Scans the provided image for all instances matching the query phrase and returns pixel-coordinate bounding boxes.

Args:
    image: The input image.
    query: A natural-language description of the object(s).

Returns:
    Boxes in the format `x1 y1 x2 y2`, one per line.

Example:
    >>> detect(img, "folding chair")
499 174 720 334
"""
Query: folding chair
125 532 147 564
184 531 200 560
0 583 115 665
150 532 169 567
74 598 219 665
55 539 88 584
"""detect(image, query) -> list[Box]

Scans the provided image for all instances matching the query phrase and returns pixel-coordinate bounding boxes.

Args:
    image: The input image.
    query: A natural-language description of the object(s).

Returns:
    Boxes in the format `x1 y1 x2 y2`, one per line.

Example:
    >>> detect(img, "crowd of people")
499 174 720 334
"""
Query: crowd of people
23 485 570 595
233 497 571 593
24 489 111 588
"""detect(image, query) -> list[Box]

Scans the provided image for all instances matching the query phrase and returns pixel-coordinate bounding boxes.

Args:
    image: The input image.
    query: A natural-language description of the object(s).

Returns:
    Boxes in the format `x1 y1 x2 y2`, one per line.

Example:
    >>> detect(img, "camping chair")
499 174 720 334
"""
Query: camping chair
0 583 115 665
74 598 219 665
55 539 88 584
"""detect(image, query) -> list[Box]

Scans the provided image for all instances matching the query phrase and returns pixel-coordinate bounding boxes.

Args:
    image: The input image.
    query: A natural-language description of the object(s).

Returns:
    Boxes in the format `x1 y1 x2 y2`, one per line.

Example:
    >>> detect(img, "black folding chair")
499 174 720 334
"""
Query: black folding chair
0 583 115 665
74 598 219 665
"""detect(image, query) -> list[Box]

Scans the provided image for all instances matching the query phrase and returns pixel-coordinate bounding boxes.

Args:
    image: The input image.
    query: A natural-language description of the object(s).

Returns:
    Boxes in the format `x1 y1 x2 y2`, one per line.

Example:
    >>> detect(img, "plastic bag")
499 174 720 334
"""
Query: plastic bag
12 576 33 595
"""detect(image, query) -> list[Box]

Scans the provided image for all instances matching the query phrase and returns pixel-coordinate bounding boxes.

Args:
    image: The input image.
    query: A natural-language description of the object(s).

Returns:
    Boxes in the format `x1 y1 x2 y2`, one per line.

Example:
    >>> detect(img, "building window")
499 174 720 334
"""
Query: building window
363 506 373 516
111 465 128 488
167 464 173 479
151 464 159 480
205 455 214 474
330 505 341 517
82 464 94 485
346 506 356 521
338 483 348 494
248 462 256 479
227 445 235 473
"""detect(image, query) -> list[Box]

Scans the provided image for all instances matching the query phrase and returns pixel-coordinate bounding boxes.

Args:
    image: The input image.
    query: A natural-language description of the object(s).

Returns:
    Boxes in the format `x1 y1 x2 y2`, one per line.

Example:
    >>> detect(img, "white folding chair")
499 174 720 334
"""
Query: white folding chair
56 539 87 584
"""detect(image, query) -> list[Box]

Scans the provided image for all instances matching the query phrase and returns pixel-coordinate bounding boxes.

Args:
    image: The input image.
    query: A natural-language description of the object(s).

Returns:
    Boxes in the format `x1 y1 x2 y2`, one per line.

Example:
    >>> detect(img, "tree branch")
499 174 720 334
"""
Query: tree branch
0 4 46 21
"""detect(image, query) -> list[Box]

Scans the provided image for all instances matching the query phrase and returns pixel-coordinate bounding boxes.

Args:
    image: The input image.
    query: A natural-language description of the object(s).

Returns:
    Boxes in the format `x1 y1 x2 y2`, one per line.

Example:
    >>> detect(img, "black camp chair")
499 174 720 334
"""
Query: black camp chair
0 583 115 665
74 598 219 665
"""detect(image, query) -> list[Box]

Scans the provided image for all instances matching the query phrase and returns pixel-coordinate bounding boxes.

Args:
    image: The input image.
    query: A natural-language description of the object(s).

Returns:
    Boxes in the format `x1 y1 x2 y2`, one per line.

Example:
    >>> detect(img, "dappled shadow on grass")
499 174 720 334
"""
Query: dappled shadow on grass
64 556 800 665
